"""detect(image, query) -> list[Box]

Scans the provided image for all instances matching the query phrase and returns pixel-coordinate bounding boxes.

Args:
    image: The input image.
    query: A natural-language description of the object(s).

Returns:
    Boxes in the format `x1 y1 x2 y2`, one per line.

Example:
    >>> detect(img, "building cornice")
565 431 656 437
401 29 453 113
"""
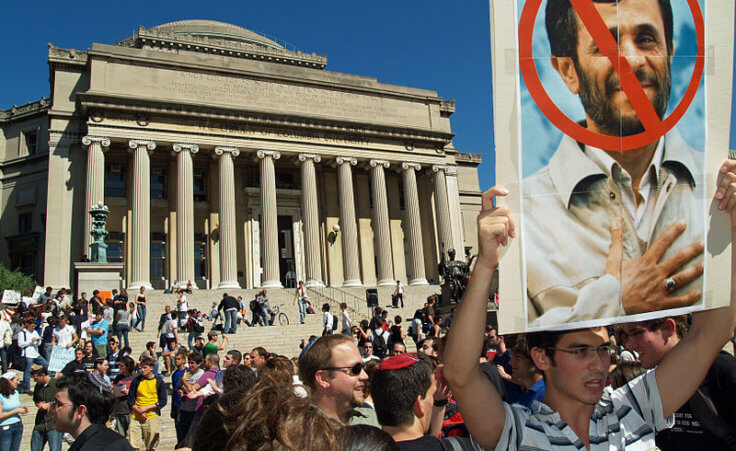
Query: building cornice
455 152 483 164
48 44 88 67
76 92 454 148
0 98 50 123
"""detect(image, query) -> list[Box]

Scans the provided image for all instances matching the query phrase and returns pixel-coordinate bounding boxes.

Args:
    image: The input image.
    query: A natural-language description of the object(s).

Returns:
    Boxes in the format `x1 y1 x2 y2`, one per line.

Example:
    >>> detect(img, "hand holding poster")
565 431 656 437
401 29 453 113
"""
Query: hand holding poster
491 0 734 332
48 345 76 373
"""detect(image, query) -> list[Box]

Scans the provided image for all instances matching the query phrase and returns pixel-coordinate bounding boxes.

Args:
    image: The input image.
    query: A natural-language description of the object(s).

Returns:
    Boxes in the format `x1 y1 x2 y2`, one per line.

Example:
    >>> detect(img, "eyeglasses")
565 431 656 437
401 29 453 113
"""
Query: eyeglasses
547 344 617 361
320 363 365 376
49 399 73 410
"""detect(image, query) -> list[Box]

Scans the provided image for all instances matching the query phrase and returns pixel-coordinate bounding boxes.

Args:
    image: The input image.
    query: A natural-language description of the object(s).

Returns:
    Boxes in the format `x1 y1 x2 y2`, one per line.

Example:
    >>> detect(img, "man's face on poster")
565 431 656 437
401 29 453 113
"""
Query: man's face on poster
558 0 673 137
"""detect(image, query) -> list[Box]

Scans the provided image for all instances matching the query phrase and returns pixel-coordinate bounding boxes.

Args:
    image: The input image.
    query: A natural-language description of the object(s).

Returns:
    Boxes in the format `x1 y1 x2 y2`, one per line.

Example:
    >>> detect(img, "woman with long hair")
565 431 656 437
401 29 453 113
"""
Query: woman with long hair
0 372 28 451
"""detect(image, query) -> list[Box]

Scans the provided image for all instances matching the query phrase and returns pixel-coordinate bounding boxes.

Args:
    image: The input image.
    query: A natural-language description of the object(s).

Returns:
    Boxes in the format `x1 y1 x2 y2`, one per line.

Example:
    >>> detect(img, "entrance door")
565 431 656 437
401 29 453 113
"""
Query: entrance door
277 215 295 287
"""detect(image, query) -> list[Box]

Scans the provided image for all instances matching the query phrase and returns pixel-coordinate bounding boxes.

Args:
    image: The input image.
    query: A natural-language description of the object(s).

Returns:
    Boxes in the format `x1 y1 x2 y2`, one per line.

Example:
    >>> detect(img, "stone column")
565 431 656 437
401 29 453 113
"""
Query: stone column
298 153 324 287
128 139 156 290
336 157 362 287
173 143 199 287
369 159 394 286
82 136 110 252
257 150 282 288
214 147 241 289
432 165 454 259
402 163 428 285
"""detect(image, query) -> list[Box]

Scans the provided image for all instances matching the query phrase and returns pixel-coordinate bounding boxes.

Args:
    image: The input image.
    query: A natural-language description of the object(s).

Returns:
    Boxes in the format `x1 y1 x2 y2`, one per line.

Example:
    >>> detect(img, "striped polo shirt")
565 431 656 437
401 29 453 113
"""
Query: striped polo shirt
496 370 673 450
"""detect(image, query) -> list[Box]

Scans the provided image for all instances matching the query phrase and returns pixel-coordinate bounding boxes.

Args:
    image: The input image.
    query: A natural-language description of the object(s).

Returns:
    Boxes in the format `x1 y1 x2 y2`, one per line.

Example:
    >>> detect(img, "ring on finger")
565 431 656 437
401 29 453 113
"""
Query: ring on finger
664 277 677 294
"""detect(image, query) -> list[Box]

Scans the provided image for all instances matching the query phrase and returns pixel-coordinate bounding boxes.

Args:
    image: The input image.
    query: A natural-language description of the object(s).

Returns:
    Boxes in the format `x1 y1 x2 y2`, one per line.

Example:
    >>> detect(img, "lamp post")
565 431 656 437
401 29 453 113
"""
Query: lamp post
89 201 110 263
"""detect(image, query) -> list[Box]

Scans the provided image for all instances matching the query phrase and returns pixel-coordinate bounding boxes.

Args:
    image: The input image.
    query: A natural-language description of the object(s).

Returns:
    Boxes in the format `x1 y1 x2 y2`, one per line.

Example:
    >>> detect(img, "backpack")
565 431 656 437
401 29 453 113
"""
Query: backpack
372 329 388 358
332 314 338 331
192 317 204 334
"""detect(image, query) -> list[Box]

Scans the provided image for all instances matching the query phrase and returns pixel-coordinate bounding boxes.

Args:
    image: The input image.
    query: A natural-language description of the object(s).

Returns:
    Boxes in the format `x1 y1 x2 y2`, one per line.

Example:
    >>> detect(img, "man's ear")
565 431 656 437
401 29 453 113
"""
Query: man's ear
551 56 580 95
661 318 677 342
314 370 331 390
413 395 427 418
530 347 551 372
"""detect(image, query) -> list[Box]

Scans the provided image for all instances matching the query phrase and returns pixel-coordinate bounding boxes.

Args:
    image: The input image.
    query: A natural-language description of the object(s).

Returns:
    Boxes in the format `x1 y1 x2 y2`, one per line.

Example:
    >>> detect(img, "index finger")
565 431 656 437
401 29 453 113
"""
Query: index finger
646 221 686 262
481 186 509 211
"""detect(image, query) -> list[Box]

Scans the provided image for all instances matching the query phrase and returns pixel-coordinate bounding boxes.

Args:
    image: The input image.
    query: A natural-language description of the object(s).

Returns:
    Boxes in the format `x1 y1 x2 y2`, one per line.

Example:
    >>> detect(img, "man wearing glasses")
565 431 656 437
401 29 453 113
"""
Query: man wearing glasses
445 167 736 450
298 334 369 424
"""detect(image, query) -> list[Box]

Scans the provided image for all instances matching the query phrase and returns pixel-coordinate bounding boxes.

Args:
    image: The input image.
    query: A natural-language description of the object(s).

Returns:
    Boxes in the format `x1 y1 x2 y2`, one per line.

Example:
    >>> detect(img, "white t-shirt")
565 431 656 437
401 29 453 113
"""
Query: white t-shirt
342 310 351 329
323 312 333 330
53 325 76 347
178 296 188 312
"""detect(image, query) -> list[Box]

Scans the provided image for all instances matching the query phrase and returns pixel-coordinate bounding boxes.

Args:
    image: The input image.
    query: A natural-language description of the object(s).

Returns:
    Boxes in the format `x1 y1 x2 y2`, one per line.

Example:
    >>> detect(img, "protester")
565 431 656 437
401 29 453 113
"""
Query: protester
51 373 131 450
18 320 46 393
86 312 109 358
30 366 60 451
58 348 86 377
0 372 28 451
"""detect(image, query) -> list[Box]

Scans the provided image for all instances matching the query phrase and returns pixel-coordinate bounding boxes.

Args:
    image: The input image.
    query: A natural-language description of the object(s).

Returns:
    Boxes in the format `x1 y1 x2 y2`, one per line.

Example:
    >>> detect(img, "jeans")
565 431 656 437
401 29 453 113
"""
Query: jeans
0 421 23 451
298 299 307 324
136 306 146 330
224 309 237 334
31 429 61 451
23 355 48 391
261 306 270 326
188 331 200 349
115 323 130 348
0 346 8 374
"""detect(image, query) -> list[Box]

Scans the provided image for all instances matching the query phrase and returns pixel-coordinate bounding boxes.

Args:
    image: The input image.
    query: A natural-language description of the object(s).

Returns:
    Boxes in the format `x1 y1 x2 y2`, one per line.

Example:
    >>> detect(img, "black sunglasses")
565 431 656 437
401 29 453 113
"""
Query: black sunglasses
320 362 365 376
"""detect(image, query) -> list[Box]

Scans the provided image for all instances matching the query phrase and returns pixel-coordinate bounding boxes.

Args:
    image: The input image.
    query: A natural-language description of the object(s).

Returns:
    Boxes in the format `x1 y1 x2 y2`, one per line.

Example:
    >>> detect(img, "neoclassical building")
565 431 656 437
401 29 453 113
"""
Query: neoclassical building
0 20 482 290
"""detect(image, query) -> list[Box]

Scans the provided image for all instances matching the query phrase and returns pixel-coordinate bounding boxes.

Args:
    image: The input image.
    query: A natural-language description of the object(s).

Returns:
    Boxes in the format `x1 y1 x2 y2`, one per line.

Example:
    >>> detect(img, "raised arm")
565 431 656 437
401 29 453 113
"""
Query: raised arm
444 187 515 449
655 159 736 417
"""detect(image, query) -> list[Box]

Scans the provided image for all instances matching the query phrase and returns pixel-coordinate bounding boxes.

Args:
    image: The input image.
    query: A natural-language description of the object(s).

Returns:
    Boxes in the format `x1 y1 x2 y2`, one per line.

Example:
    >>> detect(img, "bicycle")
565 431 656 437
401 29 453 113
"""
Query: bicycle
270 305 290 326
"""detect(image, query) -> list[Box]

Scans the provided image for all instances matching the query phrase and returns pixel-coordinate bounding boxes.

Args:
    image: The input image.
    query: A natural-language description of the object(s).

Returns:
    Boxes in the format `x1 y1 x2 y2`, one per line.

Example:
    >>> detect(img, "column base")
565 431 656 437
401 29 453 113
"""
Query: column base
409 278 429 286
377 279 395 287
261 280 283 289
305 279 325 288
128 281 153 291
217 281 241 289
342 279 363 287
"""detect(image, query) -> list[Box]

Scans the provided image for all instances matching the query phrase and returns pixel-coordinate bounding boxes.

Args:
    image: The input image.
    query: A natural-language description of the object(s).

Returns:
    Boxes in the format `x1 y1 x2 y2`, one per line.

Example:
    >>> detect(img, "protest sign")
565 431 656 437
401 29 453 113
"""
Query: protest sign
48 345 76 373
491 0 734 332
31 286 44 303
1 290 20 305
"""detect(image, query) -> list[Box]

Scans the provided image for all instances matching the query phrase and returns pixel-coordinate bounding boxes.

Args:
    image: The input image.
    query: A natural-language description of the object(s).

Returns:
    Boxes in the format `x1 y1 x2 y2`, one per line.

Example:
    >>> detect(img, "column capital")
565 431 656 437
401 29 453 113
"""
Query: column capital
82 136 111 148
214 146 240 158
431 164 450 174
369 159 390 169
128 139 156 151
298 153 322 163
172 143 200 154
256 149 281 160
335 156 357 166
402 162 422 171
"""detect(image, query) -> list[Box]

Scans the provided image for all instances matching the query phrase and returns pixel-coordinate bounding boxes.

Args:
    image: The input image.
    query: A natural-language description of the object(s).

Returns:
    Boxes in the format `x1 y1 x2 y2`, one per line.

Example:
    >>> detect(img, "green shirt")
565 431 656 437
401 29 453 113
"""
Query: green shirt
33 377 58 432
203 342 218 357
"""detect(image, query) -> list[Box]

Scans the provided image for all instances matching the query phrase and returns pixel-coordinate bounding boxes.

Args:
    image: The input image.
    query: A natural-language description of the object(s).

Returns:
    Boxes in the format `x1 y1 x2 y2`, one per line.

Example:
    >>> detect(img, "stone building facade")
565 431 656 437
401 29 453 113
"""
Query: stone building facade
0 20 482 290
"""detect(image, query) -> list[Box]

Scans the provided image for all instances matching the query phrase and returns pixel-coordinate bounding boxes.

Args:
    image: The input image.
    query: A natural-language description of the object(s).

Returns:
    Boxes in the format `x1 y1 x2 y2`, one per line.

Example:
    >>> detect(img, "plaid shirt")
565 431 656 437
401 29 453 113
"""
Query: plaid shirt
496 370 673 450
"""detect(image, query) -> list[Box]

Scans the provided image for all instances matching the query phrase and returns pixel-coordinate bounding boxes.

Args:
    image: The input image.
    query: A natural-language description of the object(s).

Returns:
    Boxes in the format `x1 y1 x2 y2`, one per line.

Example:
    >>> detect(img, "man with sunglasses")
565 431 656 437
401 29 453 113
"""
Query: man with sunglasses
299 334 369 424
445 172 736 450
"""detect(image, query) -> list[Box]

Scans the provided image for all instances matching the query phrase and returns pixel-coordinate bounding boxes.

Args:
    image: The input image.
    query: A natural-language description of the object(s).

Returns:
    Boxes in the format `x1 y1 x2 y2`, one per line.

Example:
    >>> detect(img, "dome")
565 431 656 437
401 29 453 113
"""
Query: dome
127 20 285 50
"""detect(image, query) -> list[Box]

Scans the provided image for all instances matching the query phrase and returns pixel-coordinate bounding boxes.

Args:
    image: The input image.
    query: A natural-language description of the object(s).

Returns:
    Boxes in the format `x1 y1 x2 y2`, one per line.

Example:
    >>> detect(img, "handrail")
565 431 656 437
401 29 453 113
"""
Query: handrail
301 278 367 320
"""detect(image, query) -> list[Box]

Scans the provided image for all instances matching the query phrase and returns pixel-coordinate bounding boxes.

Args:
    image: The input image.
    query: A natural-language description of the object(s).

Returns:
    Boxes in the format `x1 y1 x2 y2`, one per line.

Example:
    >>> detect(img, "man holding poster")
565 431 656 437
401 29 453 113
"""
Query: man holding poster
521 0 706 327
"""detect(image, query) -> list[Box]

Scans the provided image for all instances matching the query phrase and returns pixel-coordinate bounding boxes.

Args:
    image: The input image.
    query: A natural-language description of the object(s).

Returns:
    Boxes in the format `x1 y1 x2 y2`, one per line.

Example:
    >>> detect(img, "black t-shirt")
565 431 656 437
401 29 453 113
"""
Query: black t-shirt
656 351 736 451
389 325 403 344
61 360 87 376
81 356 95 372
68 423 132 451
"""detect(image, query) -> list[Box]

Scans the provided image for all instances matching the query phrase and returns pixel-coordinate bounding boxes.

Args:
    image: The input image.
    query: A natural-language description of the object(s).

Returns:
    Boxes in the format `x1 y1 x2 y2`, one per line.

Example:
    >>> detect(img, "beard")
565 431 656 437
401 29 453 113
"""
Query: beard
575 59 671 137
350 383 366 408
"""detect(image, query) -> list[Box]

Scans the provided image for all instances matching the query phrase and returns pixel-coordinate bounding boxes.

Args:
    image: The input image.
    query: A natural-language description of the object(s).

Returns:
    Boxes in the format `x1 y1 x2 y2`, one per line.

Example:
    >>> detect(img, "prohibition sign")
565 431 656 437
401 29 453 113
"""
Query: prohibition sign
518 0 705 151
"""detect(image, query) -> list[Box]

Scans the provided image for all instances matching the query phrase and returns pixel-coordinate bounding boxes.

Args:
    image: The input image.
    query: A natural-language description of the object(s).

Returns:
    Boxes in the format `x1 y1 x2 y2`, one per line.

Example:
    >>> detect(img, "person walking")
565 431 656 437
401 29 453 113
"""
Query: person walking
134 287 147 332
294 281 309 325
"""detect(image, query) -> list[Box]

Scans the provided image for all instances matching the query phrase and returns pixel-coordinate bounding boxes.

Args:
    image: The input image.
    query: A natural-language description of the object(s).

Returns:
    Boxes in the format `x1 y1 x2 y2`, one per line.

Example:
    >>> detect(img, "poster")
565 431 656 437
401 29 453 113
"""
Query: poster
48 346 75 373
491 0 735 332
1 290 20 304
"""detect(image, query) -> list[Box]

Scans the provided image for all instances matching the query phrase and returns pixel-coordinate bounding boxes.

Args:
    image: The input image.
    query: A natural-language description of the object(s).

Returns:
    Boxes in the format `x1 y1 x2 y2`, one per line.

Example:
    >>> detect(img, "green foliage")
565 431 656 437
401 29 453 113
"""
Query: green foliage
0 263 37 294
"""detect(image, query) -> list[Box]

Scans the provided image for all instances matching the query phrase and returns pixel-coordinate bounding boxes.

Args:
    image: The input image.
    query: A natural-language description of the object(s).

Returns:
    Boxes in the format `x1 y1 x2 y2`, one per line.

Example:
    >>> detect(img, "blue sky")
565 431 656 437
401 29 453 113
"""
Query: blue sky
0 1 494 188
2 1 735 190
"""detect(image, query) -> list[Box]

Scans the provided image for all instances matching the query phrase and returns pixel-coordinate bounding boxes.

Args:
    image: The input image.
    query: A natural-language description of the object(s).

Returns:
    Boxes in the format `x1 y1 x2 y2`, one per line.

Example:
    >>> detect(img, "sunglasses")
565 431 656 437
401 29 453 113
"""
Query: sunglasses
320 362 365 376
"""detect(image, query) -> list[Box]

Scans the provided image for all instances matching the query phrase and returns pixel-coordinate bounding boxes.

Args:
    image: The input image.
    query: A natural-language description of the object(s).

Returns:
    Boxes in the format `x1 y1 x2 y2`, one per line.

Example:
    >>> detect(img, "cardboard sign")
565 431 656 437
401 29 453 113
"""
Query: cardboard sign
98 290 113 303
31 286 44 303
48 346 76 373
1 291 20 305
491 0 735 332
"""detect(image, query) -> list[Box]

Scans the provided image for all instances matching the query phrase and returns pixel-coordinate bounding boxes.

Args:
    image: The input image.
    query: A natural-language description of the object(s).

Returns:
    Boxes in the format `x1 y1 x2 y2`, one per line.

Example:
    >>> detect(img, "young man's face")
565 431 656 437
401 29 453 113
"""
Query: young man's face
249 351 266 369
141 364 154 378
75 349 84 362
361 342 373 358
84 343 93 356
536 329 611 406
243 354 253 368
51 387 78 433
109 340 119 352
94 313 103 322
510 352 537 382
96 360 109 374
565 0 671 137
419 341 438 358
324 342 369 411
174 354 186 369
188 359 201 372
223 353 235 368
622 322 671 369
390 343 406 356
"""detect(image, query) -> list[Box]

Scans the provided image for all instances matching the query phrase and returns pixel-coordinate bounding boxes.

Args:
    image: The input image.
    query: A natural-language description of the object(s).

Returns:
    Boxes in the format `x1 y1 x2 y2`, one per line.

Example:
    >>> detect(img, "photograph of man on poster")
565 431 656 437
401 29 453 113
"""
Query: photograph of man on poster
520 0 706 328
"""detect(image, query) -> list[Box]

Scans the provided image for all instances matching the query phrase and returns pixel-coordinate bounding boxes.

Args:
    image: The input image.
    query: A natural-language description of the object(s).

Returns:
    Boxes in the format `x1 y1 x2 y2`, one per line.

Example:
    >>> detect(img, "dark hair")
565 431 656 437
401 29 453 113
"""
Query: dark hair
31 366 48 376
119 356 136 373
640 315 689 338
343 425 399 451
299 334 353 390
610 361 647 389
146 341 155 350
0 378 14 397
140 357 156 368
188 353 204 364
56 373 114 424
226 350 242 364
545 0 673 58
371 354 435 427
222 364 257 394
394 316 402 325
526 329 566 366
322 303 330 312
251 346 268 359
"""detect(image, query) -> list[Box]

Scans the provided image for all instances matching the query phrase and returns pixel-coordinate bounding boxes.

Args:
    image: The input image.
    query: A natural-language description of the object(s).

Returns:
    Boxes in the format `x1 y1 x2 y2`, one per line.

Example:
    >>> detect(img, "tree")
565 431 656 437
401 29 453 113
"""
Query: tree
0 263 37 295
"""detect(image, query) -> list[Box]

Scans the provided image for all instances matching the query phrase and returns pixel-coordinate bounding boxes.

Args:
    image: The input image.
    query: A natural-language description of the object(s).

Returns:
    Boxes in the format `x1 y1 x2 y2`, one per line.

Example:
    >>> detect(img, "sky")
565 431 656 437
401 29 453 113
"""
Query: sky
0 1 494 188
2 1 735 191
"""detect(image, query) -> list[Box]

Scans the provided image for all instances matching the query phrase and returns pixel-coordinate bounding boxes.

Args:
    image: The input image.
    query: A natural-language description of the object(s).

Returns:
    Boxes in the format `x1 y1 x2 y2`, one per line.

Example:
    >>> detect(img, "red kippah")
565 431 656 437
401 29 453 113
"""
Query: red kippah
378 353 419 370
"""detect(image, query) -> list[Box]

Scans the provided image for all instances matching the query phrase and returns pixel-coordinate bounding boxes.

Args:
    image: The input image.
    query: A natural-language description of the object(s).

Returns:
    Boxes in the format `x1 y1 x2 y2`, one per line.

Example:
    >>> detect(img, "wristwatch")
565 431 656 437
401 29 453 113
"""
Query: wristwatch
433 398 448 407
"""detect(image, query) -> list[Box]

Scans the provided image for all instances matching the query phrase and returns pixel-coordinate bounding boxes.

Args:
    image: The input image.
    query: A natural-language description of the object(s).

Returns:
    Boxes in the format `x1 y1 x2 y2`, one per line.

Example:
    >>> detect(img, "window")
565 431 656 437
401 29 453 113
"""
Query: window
151 233 166 279
275 171 299 189
18 213 32 233
24 130 38 156
194 168 207 202
151 167 166 199
105 164 126 198
194 233 207 278
106 232 124 263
